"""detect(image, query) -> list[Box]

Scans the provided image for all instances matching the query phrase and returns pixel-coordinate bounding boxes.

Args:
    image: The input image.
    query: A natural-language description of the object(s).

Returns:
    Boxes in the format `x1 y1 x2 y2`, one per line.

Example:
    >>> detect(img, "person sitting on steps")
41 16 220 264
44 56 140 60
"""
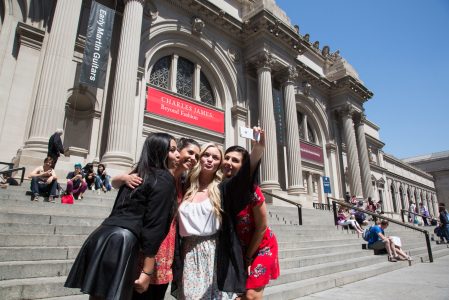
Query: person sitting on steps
28 157 58 202
66 163 87 200
367 220 412 262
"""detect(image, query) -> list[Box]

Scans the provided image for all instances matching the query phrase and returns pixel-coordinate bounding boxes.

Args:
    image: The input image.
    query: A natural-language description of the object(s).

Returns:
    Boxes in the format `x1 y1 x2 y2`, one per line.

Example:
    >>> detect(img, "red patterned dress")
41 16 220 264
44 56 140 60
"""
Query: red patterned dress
148 180 183 285
236 186 280 289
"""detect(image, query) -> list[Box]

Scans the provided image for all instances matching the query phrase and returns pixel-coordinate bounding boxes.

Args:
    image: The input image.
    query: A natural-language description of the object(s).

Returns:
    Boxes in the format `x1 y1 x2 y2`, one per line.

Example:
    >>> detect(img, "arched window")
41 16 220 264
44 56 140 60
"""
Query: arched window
391 183 398 213
176 57 194 98
199 71 215 106
399 186 405 210
297 112 304 139
307 122 316 144
149 56 170 89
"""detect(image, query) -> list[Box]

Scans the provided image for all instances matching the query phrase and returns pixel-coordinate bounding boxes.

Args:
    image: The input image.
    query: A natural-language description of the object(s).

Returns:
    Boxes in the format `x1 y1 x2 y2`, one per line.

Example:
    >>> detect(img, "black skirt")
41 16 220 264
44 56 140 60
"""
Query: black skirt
65 225 140 300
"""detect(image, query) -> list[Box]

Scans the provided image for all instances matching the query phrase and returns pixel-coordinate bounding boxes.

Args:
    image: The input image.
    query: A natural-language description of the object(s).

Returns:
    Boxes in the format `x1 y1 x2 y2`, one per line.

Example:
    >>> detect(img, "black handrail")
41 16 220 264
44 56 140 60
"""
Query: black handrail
313 202 332 211
400 209 432 224
0 167 26 184
262 191 302 226
329 197 433 263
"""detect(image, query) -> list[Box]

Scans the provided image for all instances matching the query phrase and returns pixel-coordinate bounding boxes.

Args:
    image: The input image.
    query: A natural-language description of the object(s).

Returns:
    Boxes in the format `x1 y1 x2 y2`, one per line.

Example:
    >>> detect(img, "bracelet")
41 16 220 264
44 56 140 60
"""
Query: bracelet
141 269 153 276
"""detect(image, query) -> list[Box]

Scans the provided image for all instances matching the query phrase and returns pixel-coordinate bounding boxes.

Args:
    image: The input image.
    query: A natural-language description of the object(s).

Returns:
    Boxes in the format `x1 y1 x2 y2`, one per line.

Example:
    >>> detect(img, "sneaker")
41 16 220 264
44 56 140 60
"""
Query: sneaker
48 196 55 203
32 194 39 202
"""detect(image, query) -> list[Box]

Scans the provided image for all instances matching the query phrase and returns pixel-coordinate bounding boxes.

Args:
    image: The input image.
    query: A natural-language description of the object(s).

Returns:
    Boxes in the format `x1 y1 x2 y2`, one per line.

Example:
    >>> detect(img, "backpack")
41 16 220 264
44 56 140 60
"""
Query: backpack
354 211 366 222
362 226 372 242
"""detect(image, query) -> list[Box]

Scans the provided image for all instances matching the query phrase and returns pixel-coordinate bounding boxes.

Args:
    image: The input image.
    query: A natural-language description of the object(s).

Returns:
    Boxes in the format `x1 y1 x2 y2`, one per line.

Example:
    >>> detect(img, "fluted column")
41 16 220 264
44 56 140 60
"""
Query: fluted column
282 66 303 194
307 172 313 195
23 0 83 152
355 114 374 199
340 106 363 198
102 0 144 166
255 51 279 190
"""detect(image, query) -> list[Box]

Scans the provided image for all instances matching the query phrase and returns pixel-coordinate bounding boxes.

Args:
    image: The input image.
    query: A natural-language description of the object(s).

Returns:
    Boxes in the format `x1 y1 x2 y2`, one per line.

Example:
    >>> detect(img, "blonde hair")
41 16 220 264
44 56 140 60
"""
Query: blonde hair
184 143 223 222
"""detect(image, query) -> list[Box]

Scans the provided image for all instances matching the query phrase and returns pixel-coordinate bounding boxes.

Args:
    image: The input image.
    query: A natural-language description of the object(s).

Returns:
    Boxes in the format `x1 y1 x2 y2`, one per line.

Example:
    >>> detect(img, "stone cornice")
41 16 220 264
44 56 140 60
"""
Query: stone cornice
15 22 45 51
331 76 373 102
365 134 385 148
296 60 331 89
383 153 435 181
242 9 307 56
166 0 244 39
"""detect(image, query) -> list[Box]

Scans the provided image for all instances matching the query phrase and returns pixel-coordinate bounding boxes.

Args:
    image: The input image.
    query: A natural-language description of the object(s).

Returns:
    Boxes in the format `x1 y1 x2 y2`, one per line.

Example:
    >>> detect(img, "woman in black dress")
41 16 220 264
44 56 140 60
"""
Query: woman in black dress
65 133 180 300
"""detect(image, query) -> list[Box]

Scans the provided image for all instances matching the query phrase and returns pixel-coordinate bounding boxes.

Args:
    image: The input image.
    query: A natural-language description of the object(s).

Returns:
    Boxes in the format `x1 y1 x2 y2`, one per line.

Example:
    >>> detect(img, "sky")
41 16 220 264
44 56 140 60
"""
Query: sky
275 0 449 159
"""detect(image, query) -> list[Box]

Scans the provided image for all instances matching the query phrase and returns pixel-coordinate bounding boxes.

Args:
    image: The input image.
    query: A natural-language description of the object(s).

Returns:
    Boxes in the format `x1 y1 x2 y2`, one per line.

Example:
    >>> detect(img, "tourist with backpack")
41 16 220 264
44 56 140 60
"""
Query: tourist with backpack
367 220 412 262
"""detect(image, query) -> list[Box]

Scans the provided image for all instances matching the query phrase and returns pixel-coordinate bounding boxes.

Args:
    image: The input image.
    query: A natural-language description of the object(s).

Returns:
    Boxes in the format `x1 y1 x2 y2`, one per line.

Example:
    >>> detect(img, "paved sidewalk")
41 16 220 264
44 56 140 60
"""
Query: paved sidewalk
299 254 449 300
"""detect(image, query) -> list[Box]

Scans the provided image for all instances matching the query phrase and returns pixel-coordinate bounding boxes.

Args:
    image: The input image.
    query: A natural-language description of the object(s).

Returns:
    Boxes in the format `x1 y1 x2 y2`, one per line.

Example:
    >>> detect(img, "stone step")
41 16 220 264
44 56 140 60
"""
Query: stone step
41 296 88 300
0 223 97 235
0 212 104 227
0 234 88 247
0 204 111 219
0 276 79 300
0 246 80 262
0 259 74 280
264 259 408 299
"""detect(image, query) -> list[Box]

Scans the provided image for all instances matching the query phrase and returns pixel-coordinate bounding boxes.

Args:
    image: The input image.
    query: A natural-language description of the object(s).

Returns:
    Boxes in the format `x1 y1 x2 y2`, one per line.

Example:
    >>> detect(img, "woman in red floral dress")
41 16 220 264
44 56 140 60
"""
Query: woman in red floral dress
222 146 280 300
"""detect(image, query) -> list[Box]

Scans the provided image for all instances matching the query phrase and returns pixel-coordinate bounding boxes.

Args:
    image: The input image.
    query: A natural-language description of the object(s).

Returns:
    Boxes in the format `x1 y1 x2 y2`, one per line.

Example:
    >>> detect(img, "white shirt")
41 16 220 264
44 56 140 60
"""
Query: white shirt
178 198 220 237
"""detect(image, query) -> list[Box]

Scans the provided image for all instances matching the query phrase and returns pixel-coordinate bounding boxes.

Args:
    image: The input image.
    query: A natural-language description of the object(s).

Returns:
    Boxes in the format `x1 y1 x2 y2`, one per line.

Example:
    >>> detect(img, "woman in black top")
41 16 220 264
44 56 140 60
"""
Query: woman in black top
65 133 180 300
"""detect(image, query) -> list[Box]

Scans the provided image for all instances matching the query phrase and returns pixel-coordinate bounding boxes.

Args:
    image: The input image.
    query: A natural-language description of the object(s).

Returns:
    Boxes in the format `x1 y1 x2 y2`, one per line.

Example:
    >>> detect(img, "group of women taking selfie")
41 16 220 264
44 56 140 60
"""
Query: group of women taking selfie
65 128 279 300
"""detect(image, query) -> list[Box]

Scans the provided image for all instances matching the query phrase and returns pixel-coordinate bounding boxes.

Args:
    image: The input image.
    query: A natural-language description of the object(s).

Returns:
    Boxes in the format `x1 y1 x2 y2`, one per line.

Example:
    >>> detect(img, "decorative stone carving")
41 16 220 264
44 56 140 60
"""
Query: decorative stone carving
254 50 275 69
303 33 310 42
228 47 241 63
312 40 319 49
143 1 158 20
339 104 356 119
282 65 298 83
303 82 312 96
294 24 300 34
192 17 205 34
322 45 330 57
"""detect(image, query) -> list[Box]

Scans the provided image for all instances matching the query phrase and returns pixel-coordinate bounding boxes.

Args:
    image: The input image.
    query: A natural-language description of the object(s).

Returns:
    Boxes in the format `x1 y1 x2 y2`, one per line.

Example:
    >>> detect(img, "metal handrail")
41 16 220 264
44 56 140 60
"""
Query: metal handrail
262 191 302 225
313 202 332 211
400 209 433 223
0 167 26 184
329 197 433 262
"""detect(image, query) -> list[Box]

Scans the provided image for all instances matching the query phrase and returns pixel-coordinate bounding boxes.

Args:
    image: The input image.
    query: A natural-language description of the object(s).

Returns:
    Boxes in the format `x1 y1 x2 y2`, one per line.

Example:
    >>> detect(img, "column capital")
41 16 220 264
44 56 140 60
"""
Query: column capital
337 104 357 119
354 112 367 126
254 50 275 70
124 0 145 5
281 65 298 84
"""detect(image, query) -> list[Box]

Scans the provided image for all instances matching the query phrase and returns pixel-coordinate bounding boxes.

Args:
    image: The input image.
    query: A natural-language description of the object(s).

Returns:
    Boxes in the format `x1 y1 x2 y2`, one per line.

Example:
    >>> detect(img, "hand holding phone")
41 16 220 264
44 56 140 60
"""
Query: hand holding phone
239 126 260 142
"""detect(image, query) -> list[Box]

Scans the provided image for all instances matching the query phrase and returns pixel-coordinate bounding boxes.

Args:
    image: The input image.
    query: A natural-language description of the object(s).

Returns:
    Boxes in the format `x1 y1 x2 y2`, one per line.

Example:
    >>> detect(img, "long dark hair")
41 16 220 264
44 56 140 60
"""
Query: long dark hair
132 132 175 182
177 137 200 151
225 145 249 164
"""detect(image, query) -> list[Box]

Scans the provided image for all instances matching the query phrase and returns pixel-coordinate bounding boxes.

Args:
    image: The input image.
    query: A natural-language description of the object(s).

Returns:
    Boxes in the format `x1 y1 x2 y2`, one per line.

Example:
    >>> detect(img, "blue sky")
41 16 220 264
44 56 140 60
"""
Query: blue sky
275 0 449 159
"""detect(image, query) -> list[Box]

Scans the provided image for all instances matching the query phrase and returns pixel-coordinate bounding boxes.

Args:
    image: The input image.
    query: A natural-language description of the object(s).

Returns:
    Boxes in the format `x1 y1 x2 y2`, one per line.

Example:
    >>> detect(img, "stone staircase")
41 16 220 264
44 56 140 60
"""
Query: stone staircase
0 184 448 299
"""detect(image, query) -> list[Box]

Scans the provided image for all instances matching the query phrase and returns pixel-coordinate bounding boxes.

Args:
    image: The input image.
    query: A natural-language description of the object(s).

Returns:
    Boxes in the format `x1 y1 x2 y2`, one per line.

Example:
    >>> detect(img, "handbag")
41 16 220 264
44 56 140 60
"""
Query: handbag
61 194 74 204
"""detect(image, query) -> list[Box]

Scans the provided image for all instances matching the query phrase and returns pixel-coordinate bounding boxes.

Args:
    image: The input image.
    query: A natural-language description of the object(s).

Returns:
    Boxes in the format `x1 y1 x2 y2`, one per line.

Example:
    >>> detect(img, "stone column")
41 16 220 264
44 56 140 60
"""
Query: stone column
102 0 144 166
340 106 363 198
355 114 373 199
169 54 178 93
307 172 313 195
193 64 201 101
255 51 279 190
282 66 303 194
23 0 83 153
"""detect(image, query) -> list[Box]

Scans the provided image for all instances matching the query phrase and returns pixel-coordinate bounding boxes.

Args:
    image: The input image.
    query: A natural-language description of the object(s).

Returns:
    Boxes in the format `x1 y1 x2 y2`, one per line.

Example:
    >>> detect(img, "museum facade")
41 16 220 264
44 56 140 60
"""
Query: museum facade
0 0 439 216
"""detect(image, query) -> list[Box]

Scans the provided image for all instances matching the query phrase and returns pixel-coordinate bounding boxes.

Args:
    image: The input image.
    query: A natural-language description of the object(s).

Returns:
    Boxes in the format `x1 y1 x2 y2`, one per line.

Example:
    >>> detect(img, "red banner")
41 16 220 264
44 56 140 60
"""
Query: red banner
300 142 323 164
146 87 224 134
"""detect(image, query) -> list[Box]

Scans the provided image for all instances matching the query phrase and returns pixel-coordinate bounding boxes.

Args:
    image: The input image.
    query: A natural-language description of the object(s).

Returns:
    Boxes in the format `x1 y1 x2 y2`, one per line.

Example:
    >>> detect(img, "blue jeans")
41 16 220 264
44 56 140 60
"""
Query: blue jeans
95 175 111 191
30 177 58 197
442 224 449 242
